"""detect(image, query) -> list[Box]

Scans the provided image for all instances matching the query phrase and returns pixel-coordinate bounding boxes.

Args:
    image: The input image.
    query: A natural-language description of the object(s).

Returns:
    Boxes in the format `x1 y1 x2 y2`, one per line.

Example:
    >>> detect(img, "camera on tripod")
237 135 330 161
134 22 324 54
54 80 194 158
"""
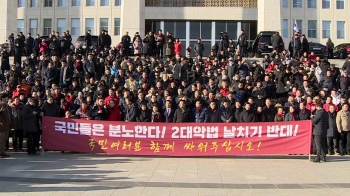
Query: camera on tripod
219 32 228 40
219 32 229 51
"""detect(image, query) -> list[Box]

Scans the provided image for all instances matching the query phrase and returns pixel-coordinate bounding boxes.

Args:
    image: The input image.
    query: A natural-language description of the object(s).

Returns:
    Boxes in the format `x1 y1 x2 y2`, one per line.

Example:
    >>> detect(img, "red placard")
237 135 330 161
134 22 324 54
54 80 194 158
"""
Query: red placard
42 117 312 156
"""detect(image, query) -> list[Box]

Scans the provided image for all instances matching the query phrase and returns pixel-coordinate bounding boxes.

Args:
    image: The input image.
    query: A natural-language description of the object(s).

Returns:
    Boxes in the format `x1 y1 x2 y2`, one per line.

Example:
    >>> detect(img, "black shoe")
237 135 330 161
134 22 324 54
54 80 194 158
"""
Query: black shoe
321 159 327 162
312 159 320 163
33 153 40 156
341 152 346 156
329 152 335 155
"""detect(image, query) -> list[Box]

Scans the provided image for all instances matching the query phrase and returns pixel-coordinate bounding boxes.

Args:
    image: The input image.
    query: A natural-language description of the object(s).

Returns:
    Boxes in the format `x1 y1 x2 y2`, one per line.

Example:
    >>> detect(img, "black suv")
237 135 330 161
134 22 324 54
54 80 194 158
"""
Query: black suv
251 31 282 57
75 35 99 49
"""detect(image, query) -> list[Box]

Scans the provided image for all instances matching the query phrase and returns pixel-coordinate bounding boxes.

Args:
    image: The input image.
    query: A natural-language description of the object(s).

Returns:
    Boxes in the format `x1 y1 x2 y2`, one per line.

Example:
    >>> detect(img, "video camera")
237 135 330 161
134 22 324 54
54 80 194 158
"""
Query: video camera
219 32 228 41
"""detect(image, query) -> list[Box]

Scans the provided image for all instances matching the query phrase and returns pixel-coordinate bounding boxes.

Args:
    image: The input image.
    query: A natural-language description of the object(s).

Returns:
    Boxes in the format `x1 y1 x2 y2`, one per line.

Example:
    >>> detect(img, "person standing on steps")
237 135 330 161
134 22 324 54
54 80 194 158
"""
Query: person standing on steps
311 103 329 162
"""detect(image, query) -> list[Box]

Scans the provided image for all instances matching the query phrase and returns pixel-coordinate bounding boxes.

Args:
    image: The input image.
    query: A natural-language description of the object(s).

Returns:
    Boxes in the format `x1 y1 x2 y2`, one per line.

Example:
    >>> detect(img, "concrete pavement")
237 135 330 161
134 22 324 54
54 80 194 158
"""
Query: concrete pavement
0 152 350 196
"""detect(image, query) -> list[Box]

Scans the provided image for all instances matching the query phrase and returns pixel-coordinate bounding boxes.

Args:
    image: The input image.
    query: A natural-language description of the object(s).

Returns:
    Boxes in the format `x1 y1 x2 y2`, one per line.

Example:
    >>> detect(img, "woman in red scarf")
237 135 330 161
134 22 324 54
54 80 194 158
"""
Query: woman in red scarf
151 105 162 122
274 107 285 122
219 81 229 97
65 92 75 103
284 106 300 121
107 100 122 121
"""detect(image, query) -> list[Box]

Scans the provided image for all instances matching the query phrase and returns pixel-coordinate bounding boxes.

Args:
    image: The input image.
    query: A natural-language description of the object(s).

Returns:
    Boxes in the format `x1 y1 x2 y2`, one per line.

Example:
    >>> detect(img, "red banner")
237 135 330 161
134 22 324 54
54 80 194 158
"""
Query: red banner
42 117 312 156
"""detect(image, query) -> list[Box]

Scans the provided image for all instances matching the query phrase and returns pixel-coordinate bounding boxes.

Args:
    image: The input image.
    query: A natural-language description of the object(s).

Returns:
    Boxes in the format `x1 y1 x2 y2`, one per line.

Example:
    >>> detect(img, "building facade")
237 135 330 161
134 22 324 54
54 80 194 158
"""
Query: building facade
1 0 349 56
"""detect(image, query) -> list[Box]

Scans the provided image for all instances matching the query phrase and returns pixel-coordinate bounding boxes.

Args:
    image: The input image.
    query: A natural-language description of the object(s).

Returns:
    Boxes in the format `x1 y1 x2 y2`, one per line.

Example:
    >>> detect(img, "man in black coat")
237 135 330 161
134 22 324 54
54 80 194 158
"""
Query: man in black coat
237 30 247 57
291 33 302 59
220 100 233 122
1 49 10 75
49 37 60 57
121 32 131 56
105 31 112 48
98 30 106 51
311 103 329 162
59 61 73 88
173 100 191 122
271 32 283 52
262 99 275 122
41 97 60 117
33 34 42 57
22 98 40 156
124 97 137 122
339 71 350 96
91 98 109 120
301 34 309 55
44 63 57 89
298 102 311 120
84 30 92 54
162 100 174 122
14 35 24 65
26 33 34 57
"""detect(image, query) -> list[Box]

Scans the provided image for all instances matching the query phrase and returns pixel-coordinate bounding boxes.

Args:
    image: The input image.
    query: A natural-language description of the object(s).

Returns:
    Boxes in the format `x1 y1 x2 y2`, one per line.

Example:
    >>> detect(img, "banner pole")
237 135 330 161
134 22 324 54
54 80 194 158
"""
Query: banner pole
308 120 312 162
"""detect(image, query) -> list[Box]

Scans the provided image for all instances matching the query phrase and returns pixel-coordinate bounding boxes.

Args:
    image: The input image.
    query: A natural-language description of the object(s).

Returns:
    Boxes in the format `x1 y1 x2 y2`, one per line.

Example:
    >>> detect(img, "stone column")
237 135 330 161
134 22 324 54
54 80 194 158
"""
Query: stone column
121 0 145 37
257 0 282 33
0 0 17 41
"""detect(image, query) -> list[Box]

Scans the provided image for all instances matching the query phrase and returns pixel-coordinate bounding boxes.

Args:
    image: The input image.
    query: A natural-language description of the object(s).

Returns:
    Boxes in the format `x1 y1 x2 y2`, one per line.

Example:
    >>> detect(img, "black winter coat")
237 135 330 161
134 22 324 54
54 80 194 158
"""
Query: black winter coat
26 37 34 50
42 102 60 117
44 68 57 87
220 107 233 122
311 109 329 136
173 108 191 122
208 109 221 122
91 105 109 120
1 51 10 71
327 112 337 137
240 110 256 122
22 104 39 133
136 110 151 122
33 38 42 50
262 107 275 122
251 88 266 107
7 69 21 86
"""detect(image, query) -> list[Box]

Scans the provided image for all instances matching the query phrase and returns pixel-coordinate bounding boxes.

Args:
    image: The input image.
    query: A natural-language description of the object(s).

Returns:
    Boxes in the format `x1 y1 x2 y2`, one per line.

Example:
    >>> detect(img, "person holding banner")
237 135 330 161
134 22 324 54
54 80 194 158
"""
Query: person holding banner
311 103 329 162
91 98 108 120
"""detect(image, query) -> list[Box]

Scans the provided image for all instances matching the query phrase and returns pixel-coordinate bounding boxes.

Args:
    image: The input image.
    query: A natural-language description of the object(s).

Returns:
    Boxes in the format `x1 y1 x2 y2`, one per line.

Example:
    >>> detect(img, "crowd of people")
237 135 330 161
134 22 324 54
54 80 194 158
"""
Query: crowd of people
0 29 349 162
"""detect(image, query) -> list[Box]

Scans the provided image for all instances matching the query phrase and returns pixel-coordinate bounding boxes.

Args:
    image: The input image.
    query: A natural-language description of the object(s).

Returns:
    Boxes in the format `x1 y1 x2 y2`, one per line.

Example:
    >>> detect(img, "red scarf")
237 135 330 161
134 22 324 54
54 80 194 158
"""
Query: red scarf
290 112 295 121
196 107 202 113
98 105 103 111
63 104 68 111
82 107 87 114
55 93 60 99
210 108 215 114
13 103 21 110
141 77 147 83
277 113 283 118
65 95 74 102
76 61 82 69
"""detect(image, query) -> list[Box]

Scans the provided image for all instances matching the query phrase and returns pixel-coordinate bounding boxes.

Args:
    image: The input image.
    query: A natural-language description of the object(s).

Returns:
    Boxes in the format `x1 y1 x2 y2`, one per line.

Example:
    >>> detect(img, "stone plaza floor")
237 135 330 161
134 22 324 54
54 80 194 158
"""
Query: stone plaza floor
0 152 350 196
